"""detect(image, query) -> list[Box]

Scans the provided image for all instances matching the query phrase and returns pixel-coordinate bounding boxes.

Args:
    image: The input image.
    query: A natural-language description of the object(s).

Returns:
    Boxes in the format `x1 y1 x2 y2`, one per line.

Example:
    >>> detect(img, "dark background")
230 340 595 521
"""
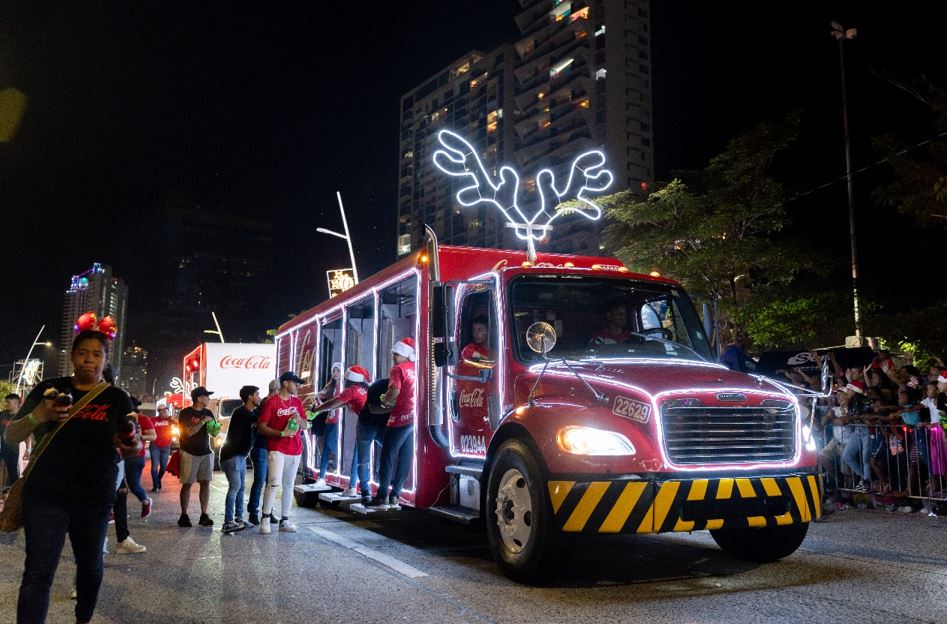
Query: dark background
1 2 945 371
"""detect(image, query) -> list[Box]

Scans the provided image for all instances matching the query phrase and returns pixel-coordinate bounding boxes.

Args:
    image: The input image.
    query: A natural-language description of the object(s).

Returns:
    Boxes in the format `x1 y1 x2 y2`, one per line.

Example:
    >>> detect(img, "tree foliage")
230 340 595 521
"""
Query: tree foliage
602 113 819 345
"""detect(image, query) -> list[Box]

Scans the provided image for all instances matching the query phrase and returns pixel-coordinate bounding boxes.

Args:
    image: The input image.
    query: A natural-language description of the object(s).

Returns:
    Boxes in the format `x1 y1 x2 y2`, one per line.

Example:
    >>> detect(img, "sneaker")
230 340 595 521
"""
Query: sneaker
141 498 153 519
315 478 327 487
234 518 247 528
116 537 147 554
342 488 357 497
222 521 246 534
361 495 371 506
388 495 401 510
150 486 159 493
198 513 214 527
70 587 77 600
247 513 260 527
107 511 115 525
177 513 192 527
260 514 272 534
279 518 297 533
898 505 914 513
270 515 280 525
366 496 388 509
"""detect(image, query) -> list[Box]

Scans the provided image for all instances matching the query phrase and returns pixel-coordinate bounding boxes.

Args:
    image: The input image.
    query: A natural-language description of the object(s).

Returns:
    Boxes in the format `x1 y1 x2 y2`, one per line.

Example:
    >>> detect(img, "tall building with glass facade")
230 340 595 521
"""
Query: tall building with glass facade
397 0 653 257
58 262 128 379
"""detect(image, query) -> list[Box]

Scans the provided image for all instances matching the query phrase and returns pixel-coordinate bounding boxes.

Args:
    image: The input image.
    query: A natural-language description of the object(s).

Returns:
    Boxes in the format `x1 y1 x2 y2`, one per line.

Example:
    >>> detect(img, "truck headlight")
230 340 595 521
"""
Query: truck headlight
557 427 636 456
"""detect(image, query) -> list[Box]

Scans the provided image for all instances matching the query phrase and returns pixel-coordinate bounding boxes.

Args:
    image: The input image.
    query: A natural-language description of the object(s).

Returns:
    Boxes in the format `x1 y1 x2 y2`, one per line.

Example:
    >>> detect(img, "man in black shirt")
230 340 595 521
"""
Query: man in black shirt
0 392 22 485
356 378 392 505
177 386 217 527
219 385 259 533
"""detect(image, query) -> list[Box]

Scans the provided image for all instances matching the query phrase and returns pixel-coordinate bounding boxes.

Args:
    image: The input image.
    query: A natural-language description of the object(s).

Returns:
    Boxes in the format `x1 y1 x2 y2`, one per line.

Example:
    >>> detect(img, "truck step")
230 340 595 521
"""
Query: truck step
444 463 484 478
428 505 480 525
319 491 360 507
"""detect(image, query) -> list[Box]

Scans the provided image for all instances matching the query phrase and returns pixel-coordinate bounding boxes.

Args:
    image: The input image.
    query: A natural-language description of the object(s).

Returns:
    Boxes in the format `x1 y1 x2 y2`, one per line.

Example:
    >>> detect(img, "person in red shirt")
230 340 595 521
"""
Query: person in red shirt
368 338 417 509
308 365 371 495
460 315 494 367
149 404 174 491
124 400 157 518
589 301 632 345
256 371 307 533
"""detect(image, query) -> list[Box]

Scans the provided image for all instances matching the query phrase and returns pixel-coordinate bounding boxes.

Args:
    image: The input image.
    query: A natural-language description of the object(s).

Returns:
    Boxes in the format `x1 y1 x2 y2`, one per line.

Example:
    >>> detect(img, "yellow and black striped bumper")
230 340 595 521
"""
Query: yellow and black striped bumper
548 475 822 534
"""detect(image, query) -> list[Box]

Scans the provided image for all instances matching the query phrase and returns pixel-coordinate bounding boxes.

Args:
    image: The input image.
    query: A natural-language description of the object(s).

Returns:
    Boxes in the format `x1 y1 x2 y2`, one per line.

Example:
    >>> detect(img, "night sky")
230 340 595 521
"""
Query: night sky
1 2 945 371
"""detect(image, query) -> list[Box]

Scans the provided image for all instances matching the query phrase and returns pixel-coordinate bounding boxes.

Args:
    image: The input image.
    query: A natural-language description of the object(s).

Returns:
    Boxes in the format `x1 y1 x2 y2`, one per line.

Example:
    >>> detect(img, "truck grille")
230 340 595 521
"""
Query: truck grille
661 406 796 465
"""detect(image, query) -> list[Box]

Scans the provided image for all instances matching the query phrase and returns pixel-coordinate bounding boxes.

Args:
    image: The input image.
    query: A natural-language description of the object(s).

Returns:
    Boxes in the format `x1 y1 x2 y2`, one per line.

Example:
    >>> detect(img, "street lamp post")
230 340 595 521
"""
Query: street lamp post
831 21 862 343
203 311 225 343
316 191 359 284
16 325 52 395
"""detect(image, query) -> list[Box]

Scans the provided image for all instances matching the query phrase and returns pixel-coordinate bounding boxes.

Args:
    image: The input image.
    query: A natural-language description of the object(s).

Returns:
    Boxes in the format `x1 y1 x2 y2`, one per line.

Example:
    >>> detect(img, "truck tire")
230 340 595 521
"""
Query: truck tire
710 522 809 562
485 439 567 583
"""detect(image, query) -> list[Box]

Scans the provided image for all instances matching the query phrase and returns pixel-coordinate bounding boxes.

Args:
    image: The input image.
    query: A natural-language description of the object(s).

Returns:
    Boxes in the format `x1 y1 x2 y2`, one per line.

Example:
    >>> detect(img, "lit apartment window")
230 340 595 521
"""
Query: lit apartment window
578 98 590 108
595 25 606 36
398 233 412 256
595 67 607 80
570 7 589 21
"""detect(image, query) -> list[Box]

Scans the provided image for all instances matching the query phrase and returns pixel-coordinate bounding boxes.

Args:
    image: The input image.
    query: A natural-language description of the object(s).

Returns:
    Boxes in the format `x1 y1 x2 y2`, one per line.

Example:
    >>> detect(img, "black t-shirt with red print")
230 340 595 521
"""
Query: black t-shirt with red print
15 377 135 507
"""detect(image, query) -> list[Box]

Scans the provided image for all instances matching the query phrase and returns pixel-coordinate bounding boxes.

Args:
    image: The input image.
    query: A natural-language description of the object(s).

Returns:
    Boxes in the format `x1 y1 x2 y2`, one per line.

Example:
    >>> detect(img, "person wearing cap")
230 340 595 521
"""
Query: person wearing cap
256 371 307 533
149 404 174 491
177 386 217 528
369 337 417 509
219 385 260 534
308 365 371 494
308 362 342 480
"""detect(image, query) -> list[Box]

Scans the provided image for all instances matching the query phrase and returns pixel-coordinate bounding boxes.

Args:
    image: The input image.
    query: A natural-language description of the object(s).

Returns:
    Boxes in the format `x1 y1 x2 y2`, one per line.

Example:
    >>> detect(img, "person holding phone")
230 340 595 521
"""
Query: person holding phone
4 328 141 624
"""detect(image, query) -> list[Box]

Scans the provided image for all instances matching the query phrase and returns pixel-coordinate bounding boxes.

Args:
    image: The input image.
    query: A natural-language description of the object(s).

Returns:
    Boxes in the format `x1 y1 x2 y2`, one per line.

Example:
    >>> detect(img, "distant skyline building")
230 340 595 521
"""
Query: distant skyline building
145 192 276 391
397 0 653 256
120 342 149 400
58 262 128 379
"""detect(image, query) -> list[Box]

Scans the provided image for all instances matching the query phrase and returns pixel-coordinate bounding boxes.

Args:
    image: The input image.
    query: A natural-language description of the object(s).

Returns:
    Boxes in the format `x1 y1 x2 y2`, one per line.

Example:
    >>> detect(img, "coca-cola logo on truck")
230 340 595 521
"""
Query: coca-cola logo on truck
219 355 273 370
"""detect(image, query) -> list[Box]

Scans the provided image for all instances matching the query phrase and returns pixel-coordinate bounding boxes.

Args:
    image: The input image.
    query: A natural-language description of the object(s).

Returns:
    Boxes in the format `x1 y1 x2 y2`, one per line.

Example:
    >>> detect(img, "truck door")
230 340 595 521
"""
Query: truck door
448 284 498 458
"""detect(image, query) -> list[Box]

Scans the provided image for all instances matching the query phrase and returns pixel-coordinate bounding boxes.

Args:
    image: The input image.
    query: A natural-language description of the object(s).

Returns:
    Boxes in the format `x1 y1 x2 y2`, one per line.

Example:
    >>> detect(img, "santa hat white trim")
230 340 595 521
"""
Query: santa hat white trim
345 367 367 383
845 382 865 394
392 338 416 361
938 374 947 384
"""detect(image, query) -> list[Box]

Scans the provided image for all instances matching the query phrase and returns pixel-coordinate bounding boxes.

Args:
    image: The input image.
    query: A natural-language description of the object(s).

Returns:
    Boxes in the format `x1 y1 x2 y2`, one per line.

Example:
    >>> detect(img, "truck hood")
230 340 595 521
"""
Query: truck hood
516 357 791 405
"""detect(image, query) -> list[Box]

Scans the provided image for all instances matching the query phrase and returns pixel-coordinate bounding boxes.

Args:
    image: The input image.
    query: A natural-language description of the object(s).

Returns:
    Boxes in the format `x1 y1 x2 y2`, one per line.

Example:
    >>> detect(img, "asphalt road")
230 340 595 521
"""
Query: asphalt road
1 472 945 624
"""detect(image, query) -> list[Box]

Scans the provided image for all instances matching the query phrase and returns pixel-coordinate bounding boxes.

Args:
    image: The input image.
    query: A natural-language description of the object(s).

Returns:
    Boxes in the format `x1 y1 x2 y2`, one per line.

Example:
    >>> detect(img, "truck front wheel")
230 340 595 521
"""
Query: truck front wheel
485 439 567 583
710 522 809 562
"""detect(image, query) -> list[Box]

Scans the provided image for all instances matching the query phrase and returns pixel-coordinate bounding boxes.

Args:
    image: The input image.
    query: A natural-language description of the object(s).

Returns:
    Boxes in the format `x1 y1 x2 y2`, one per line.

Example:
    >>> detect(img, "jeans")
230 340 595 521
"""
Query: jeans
262 451 301 519
149 445 171 489
18 496 111 624
113 460 129 544
842 426 879 481
247 446 268 516
376 425 414 500
221 455 247 523
124 455 148 503
355 421 386 496
319 422 339 478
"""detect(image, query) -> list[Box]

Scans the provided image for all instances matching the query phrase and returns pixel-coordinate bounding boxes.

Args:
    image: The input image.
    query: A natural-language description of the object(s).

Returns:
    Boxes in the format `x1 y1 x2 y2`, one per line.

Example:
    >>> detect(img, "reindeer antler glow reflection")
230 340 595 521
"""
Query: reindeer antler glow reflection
432 130 613 248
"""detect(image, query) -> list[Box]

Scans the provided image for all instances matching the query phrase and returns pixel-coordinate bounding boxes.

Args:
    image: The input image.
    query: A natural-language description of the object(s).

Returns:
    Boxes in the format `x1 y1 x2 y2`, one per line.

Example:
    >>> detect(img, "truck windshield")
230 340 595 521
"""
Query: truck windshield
510 275 713 363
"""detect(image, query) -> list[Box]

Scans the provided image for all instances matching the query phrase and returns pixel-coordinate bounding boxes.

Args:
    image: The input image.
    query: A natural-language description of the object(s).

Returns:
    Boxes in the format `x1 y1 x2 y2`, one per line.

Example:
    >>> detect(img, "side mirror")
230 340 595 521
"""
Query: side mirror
526 322 557 356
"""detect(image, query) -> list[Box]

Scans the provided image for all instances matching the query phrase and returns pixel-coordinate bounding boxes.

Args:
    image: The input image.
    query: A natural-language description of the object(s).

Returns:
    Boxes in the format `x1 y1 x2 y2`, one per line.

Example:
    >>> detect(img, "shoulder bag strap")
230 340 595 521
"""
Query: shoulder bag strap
21 381 111 480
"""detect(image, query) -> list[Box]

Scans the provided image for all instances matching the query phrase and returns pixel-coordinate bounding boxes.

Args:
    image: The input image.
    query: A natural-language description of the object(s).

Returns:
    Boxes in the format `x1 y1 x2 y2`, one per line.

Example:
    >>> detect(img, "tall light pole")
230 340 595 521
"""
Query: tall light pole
831 21 862 343
316 191 359 284
203 311 225 343
16 325 52 395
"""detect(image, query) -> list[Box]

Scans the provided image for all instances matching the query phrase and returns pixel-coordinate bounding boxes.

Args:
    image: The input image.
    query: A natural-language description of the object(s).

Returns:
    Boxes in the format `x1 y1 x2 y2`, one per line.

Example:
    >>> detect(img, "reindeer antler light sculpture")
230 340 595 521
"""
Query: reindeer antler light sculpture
432 129 614 261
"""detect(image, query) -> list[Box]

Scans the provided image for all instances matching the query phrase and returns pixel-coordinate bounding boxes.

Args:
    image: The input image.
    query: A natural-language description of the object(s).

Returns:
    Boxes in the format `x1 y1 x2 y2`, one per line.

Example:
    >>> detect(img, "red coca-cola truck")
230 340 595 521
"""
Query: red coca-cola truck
276 236 822 582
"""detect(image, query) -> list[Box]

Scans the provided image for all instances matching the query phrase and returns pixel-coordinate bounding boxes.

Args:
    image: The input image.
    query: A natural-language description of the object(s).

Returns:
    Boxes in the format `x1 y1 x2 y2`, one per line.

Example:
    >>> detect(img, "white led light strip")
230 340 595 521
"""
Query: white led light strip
432 130 614 254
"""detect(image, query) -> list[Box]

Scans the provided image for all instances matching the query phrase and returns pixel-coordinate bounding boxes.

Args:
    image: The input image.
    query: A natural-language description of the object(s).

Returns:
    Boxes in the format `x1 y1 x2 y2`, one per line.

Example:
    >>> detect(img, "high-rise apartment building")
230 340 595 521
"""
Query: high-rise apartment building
58 262 128 379
397 47 517 255
397 0 653 257
120 342 149 400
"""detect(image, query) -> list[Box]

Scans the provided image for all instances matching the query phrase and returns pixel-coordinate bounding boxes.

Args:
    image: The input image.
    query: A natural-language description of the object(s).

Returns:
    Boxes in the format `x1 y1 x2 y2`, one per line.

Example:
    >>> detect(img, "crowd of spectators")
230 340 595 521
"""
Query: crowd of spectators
772 350 947 514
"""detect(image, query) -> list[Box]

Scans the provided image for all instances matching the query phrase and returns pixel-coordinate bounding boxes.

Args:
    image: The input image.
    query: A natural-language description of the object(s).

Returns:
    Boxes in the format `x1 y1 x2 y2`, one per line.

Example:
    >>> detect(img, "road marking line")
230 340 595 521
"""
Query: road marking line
308 526 428 579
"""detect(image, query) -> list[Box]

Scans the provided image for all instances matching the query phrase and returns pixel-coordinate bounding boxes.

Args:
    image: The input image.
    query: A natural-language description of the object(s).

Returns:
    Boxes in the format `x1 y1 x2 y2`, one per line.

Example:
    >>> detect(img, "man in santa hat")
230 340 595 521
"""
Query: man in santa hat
369 337 416 509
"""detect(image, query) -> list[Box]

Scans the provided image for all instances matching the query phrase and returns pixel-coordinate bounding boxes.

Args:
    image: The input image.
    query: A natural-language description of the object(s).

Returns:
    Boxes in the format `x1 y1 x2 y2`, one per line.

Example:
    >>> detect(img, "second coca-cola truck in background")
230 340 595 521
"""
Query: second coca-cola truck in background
182 343 275 464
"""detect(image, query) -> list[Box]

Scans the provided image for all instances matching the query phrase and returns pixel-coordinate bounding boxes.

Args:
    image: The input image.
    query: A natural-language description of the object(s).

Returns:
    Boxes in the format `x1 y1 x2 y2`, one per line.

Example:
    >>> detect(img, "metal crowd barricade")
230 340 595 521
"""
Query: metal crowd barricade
820 421 947 514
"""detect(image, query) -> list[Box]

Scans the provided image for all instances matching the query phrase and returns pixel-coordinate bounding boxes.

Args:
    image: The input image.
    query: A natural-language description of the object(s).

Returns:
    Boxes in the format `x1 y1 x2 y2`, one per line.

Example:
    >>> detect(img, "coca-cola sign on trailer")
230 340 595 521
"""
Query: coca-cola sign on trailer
219 354 272 370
